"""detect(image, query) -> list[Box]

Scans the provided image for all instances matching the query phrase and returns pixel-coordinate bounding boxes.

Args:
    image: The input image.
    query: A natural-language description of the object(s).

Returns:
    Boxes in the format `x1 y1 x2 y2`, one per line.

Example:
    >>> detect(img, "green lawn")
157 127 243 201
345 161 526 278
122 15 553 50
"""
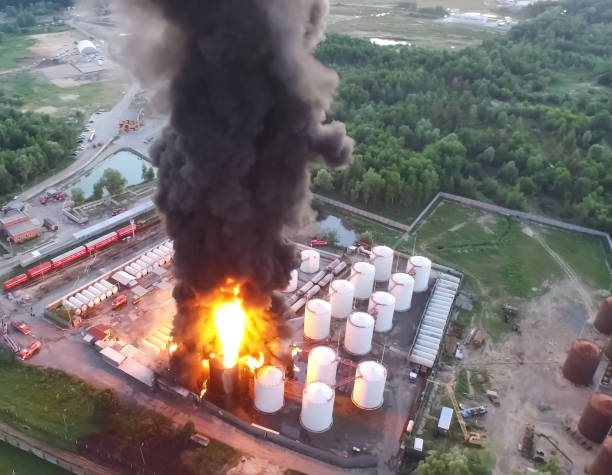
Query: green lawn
0 442 69 475
0 72 127 118
0 357 99 450
402 199 612 337
0 34 36 70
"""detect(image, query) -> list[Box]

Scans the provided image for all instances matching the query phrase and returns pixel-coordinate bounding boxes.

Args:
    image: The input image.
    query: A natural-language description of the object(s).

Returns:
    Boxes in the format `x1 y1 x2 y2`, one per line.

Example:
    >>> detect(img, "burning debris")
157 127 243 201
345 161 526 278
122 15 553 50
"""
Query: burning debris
127 0 353 389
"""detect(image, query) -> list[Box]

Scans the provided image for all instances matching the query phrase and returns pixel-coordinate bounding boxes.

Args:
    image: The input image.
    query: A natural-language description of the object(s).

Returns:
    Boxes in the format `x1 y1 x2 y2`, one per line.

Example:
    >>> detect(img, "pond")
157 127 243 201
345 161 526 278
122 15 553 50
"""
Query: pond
71 150 155 197
318 215 357 247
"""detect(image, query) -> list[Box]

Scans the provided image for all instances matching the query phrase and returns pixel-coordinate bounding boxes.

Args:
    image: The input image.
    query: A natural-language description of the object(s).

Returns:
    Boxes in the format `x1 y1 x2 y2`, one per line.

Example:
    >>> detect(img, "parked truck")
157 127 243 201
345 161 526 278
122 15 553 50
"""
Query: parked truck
43 218 58 231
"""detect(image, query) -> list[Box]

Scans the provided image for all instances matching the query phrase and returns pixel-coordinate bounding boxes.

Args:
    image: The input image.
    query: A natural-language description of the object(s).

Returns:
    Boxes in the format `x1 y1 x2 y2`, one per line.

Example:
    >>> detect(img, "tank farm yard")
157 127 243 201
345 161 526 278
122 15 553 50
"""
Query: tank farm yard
36 228 460 466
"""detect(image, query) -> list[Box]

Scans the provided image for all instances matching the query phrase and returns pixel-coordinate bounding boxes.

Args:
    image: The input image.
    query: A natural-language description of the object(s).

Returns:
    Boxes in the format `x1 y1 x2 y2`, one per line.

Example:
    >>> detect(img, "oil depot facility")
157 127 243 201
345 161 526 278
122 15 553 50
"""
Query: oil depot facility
48 238 465 466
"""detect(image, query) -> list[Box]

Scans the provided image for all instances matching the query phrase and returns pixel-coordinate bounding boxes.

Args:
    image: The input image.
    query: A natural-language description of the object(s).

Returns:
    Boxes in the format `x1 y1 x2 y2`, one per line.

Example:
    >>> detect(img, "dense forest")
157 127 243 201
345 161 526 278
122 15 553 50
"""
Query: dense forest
0 107 78 195
315 0 612 233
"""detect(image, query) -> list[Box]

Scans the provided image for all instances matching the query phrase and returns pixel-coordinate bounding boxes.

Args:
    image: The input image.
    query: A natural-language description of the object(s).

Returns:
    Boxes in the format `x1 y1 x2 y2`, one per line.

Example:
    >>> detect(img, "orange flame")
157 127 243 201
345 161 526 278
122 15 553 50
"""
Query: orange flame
212 285 248 368
240 352 264 372
200 380 208 398
169 343 178 355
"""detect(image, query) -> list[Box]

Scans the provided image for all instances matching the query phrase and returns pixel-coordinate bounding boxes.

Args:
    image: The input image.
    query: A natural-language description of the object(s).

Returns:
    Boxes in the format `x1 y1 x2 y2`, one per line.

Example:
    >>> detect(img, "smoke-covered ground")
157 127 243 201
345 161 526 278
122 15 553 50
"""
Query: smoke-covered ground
118 0 353 387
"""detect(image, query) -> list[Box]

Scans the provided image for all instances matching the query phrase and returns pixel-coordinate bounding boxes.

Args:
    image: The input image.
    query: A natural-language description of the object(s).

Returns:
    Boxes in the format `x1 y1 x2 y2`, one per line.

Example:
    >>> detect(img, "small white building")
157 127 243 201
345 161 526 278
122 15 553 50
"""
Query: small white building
437 406 454 433
77 40 97 56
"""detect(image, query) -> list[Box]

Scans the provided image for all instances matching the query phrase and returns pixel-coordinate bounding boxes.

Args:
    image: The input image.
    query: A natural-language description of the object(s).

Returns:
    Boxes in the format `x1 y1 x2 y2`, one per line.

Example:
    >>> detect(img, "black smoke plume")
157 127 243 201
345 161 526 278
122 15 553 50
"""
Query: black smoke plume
129 0 353 388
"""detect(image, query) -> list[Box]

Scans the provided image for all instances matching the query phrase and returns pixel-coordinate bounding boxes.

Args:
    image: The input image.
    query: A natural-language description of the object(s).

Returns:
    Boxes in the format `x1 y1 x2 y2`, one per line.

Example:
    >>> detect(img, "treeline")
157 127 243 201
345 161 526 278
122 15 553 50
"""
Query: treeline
0 106 78 196
314 0 612 233
0 0 71 34
0 0 71 11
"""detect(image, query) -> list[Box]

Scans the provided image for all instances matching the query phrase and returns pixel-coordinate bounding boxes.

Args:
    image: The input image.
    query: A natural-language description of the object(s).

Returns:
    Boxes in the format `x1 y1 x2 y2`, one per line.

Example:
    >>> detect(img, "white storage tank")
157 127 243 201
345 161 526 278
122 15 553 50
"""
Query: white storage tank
304 299 332 341
125 264 143 279
306 346 338 386
151 249 168 264
369 291 396 333
75 292 94 308
88 285 106 301
300 382 335 433
81 289 100 306
370 245 394 282
388 273 414 311
283 269 299 293
329 279 354 319
254 366 285 414
146 251 163 266
135 259 150 275
344 312 375 355
94 282 112 298
63 299 82 316
69 296 87 314
350 261 375 300
140 255 158 268
352 361 387 410
99 279 118 295
300 249 320 274
408 256 432 293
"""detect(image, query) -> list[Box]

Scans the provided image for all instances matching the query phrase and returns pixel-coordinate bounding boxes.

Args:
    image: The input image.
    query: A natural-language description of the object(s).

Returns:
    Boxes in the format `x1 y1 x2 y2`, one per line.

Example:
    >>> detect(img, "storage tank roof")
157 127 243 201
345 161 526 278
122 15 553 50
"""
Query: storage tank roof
372 245 393 257
353 261 375 274
358 361 386 381
350 312 374 328
372 291 395 306
305 382 333 403
410 255 431 266
391 273 414 284
307 299 331 314
257 366 283 385
310 346 336 364
331 279 353 293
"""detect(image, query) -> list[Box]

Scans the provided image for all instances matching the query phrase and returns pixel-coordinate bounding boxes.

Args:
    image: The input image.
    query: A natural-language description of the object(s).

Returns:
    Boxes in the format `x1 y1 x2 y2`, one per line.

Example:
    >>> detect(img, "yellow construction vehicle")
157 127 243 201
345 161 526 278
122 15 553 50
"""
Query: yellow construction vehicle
445 383 486 448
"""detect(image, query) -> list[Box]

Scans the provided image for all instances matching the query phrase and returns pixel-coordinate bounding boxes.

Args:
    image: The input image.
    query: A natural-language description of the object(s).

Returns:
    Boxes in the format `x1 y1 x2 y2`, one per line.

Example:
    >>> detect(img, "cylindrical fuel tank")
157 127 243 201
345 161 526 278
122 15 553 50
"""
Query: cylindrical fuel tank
329 279 354 319
562 339 601 385
350 262 375 300
368 291 396 333
590 436 612 475
344 312 375 355
594 297 612 335
578 394 612 443
304 299 332 341
370 245 393 282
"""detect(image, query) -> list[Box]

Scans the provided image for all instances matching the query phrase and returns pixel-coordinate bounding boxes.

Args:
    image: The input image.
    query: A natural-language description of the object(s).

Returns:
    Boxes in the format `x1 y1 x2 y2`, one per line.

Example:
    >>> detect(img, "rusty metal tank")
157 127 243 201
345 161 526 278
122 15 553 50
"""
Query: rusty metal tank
578 394 612 443
605 337 612 361
595 297 612 335
562 339 601 385
590 436 612 475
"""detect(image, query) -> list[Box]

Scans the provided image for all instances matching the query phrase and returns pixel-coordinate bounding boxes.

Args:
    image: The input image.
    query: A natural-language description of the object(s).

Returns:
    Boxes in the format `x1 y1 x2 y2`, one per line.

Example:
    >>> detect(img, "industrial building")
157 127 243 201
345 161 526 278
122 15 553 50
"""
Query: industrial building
0 209 40 243
119 107 144 132
77 40 97 56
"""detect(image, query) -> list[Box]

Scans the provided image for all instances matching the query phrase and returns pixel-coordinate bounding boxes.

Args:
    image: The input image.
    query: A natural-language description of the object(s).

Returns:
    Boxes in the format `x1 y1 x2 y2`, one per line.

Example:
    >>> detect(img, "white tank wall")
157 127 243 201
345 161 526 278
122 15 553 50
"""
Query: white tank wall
304 299 332 341
99 279 119 295
369 291 396 333
125 265 142 279
350 262 375 299
94 282 112 297
146 252 162 266
344 312 375 355
254 366 285 414
306 346 338 386
329 279 354 319
140 255 157 268
300 249 320 274
74 293 94 308
68 297 85 314
135 260 150 274
283 269 299 293
388 273 414 311
409 256 432 293
300 382 334 433
352 361 387 410
81 290 100 305
88 285 106 301
370 245 393 282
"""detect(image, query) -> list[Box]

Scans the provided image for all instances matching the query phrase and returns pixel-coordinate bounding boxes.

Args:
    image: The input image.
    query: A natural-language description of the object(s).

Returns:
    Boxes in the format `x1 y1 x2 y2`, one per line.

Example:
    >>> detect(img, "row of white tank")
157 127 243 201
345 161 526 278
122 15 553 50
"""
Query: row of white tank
123 242 174 280
62 278 118 315
299 248 431 307
253 346 387 432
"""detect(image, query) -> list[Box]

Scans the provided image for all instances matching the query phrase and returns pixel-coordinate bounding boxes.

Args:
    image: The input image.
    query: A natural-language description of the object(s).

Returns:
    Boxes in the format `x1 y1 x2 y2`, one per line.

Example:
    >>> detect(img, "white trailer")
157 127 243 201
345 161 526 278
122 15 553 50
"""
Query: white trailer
112 271 137 288
99 279 118 295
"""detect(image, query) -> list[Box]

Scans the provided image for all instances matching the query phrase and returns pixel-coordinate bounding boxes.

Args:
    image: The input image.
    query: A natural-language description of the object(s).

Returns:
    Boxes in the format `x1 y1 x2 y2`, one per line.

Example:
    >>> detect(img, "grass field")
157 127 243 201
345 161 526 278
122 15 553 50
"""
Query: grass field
0 357 99 450
328 0 504 49
399 200 612 337
0 72 127 118
0 34 36 70
0 442 69 475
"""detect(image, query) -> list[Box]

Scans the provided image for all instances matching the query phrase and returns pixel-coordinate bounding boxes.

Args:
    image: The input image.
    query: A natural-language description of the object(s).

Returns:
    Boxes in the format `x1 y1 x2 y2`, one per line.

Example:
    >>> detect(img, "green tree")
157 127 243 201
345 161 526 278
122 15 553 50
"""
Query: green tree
71 187 85 205
101 168 127 195
90 181 104 201
146 166 155 181
322 230 339 246
360 168 385 205
418 447 494 475
141 163 149 182
313 168 334 192
499 161 519 185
